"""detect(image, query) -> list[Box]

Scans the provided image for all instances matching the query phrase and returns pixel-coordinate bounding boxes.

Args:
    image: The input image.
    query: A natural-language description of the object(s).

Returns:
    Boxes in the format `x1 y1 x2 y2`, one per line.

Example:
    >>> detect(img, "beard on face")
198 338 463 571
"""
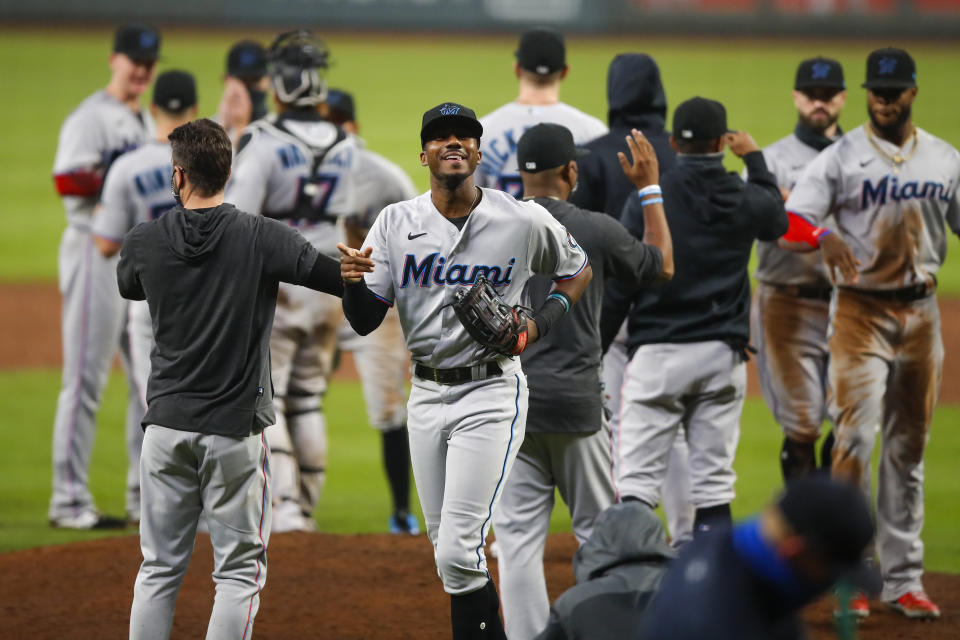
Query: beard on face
869 103 911 140
799 108 838 134
439 170 470 192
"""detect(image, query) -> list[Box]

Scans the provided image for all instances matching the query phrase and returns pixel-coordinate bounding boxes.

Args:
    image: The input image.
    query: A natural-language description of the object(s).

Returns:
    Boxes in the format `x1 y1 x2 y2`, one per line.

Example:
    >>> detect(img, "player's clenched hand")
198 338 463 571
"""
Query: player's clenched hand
618 129 659 189
724 131 760 158
820 233 861 285
337 242 374 284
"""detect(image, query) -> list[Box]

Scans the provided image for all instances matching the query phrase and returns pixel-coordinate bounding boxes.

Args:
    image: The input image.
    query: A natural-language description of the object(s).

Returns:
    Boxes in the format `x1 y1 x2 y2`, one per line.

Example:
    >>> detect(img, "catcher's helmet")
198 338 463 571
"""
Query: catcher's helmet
268 30 330 107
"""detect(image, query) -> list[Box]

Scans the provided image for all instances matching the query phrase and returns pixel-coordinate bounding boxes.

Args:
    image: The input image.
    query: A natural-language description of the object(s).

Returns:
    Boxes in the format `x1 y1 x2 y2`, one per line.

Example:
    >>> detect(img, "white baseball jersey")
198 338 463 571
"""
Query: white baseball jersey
476 102 607 197
755 133 832 286
361 188 588 369
351 144 419 229
53 90 155 227
226 113 360 258
93 140 176 241
787 125 960 289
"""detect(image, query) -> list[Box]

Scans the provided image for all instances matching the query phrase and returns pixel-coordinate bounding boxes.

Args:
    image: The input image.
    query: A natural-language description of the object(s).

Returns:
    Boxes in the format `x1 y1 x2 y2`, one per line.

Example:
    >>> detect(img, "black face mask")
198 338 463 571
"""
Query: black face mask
171 168 182 206
248 87 268 122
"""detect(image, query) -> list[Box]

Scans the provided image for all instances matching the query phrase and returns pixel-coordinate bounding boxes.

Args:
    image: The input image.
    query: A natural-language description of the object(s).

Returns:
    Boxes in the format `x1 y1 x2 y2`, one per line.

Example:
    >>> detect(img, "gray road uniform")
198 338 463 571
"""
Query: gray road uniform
50 89 154 525
494 197 663 640
227 110 360 531
351 188 587 596
476 102 606 199
92 141 176 521
336 145 418 434
751 125 839 446
785 124 960 602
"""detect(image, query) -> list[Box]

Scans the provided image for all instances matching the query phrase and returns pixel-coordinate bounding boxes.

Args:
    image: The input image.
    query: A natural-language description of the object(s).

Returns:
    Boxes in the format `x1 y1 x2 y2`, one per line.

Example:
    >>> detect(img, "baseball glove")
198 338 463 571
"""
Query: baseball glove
450 275 529 357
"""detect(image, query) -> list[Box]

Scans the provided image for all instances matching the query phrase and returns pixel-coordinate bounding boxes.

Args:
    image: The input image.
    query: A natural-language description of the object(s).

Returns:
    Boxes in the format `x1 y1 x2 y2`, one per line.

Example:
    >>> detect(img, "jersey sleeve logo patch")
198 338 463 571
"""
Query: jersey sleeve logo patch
400 253 516 288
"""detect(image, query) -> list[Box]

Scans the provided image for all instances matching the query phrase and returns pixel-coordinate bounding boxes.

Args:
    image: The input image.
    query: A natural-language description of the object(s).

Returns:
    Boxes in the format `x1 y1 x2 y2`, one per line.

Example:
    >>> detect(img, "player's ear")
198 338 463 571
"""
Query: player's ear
420 150 428 167
835 90 848 109
560 65 569 80
669 136 678 153
514 62 522 79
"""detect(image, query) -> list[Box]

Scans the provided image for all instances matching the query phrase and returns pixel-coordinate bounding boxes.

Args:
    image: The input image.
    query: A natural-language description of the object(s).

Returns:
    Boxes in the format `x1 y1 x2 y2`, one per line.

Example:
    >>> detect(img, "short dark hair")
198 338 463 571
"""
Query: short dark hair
674 138 718 155
169 119 232 197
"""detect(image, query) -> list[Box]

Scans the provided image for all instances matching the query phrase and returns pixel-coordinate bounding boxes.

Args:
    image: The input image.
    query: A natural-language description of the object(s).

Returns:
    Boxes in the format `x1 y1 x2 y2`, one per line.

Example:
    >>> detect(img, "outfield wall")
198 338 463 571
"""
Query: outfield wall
2 0 959 38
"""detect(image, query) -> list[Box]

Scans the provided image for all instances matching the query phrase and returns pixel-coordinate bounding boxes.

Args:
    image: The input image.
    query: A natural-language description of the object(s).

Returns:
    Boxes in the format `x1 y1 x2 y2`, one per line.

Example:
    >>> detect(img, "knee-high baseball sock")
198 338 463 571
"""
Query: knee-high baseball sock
450 580 507 640
820 429 836 471
694 504 731 538
382 425 411 515
781 437 817 482
288 408 327 518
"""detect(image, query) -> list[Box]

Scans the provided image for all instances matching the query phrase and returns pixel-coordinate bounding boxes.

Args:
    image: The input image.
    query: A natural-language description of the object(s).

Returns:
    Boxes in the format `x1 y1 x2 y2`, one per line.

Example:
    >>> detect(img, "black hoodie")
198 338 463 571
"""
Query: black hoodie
604 152 786 354
569 54 676 218
117 203 342 437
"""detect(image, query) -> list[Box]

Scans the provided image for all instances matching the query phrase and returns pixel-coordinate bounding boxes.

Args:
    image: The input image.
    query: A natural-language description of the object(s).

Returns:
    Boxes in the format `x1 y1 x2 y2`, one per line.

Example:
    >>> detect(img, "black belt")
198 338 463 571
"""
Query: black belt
414 362 502 385
845 283 934 303
773 284 833 302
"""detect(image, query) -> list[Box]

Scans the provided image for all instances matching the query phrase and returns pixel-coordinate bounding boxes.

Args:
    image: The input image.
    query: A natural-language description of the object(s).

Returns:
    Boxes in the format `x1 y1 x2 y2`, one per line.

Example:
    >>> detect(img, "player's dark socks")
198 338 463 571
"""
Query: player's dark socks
780 437 817 482
694 504 731 538
450 580 507 640
820 429 836 471
382 425 411 514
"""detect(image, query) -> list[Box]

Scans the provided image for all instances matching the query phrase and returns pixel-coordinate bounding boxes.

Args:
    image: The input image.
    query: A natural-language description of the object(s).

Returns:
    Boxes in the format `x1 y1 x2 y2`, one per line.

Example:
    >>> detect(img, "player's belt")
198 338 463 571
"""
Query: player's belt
773 284 833 302
844 281 935 303
414 362 503 385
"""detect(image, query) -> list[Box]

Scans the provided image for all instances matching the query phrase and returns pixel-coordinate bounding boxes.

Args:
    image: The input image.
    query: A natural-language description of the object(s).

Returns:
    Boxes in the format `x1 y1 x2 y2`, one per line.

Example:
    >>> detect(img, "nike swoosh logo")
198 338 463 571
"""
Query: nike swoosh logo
407 232 427 240
860 158 875 168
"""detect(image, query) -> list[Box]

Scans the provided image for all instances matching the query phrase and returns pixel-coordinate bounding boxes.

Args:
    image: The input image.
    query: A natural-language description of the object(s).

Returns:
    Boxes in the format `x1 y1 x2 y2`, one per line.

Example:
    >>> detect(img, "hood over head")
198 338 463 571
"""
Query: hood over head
574 502 676 583
607 53 667 131
159 204 236 262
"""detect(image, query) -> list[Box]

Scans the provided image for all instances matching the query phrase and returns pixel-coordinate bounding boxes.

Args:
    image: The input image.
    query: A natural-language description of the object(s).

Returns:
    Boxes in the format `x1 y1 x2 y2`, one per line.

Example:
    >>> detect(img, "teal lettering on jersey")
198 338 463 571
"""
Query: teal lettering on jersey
134 164 173 197
479 127 528 177
861 175 953 209
401 253 516 288
277 144 307 169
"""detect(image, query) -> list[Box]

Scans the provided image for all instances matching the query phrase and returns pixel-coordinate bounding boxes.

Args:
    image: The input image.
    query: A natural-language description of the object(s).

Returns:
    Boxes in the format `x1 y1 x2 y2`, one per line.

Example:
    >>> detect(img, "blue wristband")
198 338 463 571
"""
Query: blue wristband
546 291 571 313
641 197 664 206
637 185 662 198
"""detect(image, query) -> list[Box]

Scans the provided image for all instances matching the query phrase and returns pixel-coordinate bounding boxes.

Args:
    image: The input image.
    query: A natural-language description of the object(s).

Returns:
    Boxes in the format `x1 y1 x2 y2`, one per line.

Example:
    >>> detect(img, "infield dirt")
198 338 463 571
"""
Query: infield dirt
1 532 956 639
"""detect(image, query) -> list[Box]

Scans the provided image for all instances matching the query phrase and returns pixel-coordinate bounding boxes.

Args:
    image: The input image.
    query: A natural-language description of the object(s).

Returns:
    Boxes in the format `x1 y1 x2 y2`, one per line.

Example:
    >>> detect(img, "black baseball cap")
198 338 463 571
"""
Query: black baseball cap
795 57 845 91
778 475 881 594
152 70 197 113
327 89 356 122
515 28 566 76
862 47 916 90
227 41 267 80
113 24 160 62
517 123 588 173
420 102 483 147
673 97 732 141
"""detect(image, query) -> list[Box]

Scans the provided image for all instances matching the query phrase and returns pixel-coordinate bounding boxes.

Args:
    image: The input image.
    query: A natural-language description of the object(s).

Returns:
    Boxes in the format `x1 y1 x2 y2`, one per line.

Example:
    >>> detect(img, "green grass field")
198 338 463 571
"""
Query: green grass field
1 28 959 570
2 28 960 284
2 371 959 573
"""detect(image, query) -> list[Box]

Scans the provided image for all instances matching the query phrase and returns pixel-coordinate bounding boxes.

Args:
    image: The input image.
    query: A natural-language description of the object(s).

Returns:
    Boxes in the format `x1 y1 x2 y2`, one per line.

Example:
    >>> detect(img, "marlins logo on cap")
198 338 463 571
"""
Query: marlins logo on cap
439 104 462 116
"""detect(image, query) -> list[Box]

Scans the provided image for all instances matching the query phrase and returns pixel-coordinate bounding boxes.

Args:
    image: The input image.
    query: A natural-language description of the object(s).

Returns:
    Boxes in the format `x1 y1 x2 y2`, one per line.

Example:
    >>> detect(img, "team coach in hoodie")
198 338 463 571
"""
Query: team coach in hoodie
118 118 344 640
607 98 787 538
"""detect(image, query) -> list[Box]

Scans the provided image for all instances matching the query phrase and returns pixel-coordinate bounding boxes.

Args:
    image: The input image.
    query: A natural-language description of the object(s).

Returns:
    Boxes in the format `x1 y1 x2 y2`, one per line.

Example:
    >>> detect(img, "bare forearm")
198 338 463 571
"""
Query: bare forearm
641 202 673 281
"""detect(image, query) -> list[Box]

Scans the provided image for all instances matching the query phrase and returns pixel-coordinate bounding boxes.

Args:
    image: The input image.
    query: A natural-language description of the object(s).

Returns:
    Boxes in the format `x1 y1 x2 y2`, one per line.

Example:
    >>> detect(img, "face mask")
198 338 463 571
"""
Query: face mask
171 167 182 206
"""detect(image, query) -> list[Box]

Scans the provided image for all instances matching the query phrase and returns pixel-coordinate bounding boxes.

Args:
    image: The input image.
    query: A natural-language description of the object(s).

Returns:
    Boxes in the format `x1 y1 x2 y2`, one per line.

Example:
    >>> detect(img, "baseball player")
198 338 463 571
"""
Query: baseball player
475 27 606 199
325 89 421 534
216 40 270 148
610 97 787 537
121 118 346 640
750 57 847 482
226 30 361 532
338 102 592 639
91 71 198 524
782 47 959 619
494 124 673 640
49 23 159 529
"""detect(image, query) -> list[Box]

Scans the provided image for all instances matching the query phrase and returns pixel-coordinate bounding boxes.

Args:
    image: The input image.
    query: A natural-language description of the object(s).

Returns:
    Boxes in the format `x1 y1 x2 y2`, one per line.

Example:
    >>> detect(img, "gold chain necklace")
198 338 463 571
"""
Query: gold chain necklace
864 123 918 173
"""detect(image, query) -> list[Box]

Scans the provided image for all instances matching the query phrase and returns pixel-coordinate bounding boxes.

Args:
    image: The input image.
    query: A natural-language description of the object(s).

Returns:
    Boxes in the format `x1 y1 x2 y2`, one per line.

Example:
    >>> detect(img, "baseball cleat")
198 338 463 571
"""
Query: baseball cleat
273 500 313 533
49 511 128 530
886 591 941 619
388 511 420 535
833 591 870 619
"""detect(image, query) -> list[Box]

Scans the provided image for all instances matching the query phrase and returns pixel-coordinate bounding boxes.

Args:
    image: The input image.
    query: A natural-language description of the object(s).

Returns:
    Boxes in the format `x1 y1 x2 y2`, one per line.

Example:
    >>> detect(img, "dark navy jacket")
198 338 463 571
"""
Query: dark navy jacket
569 53 676 219
603 152 786 355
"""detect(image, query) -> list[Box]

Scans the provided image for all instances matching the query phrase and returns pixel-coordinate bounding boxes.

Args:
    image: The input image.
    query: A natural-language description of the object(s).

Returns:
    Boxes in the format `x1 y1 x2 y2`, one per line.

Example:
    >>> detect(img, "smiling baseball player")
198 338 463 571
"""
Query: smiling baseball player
782 47 959 619
339 102 592 639
49 23 159 529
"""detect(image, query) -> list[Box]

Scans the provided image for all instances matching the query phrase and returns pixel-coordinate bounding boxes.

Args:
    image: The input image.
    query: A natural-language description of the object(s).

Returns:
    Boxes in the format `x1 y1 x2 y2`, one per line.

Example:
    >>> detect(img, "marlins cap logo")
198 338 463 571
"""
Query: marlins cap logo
140 31 157 48
878 57 898 75
439 104 461 116
811 62 831 79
